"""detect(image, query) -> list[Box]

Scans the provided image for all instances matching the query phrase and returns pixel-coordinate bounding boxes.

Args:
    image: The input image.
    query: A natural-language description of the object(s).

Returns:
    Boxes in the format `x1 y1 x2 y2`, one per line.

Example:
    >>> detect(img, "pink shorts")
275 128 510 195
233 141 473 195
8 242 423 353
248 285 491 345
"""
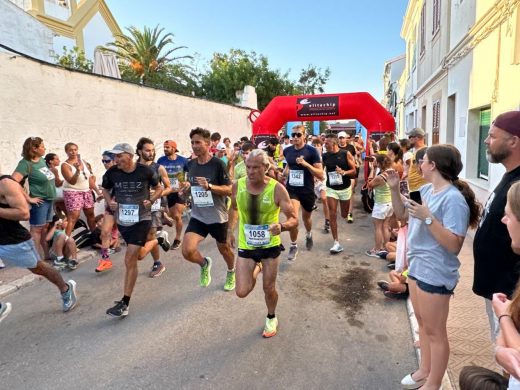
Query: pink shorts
63 190 94 211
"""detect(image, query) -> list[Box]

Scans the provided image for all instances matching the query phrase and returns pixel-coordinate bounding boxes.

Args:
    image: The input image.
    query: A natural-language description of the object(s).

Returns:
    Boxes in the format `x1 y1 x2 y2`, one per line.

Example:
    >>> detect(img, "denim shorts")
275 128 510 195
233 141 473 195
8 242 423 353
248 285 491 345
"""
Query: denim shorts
29 199 54 226
0 239 39 268
408 275 455 295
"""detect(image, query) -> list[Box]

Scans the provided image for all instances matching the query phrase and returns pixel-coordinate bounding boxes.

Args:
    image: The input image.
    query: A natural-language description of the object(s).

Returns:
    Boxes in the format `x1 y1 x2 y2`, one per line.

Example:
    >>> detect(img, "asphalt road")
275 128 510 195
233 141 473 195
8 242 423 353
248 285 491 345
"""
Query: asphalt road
0 201 416 389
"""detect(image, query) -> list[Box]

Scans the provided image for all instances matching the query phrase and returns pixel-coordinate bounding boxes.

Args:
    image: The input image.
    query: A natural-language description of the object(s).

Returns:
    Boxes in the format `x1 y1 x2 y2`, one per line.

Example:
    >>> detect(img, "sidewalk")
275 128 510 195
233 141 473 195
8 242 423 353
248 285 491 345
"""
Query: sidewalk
407 234 496 390
0 248 96 299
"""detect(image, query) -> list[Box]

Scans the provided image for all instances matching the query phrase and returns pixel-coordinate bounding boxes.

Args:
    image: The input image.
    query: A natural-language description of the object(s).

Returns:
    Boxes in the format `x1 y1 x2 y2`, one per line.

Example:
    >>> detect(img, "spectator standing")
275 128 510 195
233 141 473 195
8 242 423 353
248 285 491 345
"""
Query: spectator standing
387 144 480 390
12 137 56 260
45 153 66 218
474 111 520 341
407 128 428 204
61 142 100 237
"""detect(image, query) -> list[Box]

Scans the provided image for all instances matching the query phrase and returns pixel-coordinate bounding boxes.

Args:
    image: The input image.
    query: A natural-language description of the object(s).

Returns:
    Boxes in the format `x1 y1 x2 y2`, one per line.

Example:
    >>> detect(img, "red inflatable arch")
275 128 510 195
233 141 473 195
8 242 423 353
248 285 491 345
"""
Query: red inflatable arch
252 92 395 136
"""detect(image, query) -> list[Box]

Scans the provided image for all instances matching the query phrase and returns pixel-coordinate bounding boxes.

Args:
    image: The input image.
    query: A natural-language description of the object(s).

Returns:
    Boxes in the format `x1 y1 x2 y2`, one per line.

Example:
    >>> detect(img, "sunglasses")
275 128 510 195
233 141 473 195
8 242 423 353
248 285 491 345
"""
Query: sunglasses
291 133 303 138
102 159 112 164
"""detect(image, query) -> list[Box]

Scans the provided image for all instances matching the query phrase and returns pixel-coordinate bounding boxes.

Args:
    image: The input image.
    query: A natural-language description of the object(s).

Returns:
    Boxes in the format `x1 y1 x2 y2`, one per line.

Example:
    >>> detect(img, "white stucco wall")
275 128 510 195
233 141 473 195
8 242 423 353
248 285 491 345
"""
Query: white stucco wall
0 0 54 61
82 11 115 59
0 53 252 177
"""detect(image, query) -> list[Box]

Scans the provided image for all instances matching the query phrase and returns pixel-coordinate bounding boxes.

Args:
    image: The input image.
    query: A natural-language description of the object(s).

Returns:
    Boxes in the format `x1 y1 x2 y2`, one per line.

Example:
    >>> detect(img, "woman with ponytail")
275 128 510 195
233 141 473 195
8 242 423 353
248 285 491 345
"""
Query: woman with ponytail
386 144 481 389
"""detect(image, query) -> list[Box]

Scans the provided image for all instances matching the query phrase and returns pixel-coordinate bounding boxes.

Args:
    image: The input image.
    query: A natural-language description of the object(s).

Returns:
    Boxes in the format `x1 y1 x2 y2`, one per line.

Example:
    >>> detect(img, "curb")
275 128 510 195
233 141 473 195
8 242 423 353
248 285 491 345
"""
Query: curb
0 250 97 300
406 298 454 390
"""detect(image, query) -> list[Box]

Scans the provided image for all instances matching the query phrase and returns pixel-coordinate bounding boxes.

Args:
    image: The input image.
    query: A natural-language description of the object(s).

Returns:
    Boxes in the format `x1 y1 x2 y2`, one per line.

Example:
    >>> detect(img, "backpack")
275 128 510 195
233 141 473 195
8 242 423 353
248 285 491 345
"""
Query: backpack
360 183 374 213
71 219 93 249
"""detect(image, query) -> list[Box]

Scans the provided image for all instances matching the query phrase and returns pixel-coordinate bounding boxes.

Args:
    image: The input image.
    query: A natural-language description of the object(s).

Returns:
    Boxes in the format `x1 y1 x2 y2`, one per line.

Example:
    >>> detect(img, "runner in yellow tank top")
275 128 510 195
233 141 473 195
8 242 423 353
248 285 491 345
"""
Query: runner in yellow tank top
228 149 297 338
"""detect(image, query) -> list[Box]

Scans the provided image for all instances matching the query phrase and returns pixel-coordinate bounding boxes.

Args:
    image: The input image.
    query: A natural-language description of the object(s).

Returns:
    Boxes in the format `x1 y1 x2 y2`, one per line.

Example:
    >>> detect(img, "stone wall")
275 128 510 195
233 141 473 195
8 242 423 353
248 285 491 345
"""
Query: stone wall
0 53 252 177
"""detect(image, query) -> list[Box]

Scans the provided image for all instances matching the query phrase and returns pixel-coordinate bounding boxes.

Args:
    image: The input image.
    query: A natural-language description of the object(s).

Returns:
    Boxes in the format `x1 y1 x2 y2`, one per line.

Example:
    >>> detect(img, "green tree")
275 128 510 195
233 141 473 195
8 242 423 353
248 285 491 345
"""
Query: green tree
54 46 93 72
296 65 331 95
200 49 298 110
102 25 192 85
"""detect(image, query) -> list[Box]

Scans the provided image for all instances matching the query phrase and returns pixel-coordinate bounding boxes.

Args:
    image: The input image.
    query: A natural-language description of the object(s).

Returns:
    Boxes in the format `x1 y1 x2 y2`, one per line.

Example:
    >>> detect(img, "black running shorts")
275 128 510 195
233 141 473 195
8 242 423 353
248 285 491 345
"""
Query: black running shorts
288 189 316 213
185 217 228 244
238 246 282 263
167 193 186 207
117 220 152 247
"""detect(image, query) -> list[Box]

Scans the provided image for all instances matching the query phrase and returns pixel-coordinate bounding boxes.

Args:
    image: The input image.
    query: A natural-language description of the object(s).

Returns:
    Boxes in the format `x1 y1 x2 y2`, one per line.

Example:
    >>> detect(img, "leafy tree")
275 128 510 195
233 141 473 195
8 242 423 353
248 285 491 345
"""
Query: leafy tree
296 65 331 95
102 25 192 84
54 46 93 72
200 49 298 110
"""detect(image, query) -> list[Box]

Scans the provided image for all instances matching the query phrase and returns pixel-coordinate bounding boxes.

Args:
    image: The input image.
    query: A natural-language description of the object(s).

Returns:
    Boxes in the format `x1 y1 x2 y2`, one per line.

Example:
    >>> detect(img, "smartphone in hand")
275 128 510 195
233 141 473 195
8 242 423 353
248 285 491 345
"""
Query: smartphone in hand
409 190 422 205
399 180 410 198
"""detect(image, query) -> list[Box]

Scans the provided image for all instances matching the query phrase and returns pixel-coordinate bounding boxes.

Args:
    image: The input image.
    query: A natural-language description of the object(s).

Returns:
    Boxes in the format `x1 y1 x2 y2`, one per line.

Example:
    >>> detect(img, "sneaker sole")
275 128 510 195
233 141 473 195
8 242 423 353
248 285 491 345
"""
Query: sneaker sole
330 249 344 254
0 302 12 323
64 281 78 312
150 267 166 278
107 311 129 318
262 330 277 338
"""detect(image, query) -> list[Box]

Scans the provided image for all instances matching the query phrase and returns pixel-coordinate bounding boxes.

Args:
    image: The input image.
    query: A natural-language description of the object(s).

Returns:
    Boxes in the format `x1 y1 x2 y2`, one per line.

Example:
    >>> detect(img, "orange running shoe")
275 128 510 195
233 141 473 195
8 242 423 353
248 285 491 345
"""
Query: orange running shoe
95 258 112 273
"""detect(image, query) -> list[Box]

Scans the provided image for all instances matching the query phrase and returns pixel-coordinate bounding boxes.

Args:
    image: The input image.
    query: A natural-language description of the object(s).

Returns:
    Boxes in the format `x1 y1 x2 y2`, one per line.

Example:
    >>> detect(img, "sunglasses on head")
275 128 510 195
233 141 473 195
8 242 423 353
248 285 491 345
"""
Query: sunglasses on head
291 133 303 138
101 159 112 164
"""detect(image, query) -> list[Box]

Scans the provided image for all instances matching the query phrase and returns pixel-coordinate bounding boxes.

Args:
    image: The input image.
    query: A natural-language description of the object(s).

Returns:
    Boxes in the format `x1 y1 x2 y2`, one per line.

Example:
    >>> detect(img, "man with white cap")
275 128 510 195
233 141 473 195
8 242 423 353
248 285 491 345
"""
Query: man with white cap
473 110 520 340
102 143 162 317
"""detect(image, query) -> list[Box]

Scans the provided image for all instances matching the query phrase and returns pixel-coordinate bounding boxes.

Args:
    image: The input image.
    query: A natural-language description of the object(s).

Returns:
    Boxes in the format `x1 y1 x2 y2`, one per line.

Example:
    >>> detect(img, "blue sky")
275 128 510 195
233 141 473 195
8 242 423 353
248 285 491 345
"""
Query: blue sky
106 0 408 100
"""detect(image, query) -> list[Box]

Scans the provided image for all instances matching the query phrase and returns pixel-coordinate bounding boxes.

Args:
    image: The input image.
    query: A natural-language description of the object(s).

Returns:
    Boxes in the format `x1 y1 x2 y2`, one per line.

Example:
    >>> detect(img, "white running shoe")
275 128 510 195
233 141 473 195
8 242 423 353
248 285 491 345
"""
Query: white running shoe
330 242 344 254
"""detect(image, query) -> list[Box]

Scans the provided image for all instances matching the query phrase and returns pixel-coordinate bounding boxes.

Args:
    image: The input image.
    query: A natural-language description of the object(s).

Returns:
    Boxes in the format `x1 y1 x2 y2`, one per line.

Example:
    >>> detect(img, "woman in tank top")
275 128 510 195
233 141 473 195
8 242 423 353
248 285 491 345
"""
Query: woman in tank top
61 142 100 237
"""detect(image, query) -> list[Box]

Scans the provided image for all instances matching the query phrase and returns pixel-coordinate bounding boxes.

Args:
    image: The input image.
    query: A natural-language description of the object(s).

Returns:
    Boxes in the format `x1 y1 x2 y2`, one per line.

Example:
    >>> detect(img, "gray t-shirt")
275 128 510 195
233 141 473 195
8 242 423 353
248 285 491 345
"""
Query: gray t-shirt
186 157 230 224
407 183 470 290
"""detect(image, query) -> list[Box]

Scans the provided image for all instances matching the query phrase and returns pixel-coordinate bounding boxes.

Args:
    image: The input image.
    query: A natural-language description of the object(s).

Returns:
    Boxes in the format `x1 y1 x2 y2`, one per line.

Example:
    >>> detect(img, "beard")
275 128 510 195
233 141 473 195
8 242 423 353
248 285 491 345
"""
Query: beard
486 146 511 163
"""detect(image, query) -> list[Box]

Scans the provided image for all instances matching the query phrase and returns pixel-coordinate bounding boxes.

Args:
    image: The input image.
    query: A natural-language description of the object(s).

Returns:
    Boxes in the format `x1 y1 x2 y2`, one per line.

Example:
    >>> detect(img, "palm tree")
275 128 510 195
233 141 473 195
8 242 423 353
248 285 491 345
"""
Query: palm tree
103 25 192 84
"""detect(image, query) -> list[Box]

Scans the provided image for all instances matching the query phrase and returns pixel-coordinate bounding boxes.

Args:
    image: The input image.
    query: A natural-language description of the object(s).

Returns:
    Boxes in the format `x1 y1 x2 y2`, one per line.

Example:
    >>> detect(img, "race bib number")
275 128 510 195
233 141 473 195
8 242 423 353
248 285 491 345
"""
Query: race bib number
289 170 304 186
39 167 55 181
244 224 270 247
151 198 161 212
191 186 214 207
328 171 343 186
119 204 139 224
171 178 180 190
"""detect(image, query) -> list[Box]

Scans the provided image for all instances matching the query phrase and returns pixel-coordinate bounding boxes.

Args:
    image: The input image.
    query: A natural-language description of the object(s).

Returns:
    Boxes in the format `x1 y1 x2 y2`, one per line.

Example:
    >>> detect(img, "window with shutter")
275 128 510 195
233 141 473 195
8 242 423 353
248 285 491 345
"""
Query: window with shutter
478 109 490 180
432 0 441 35
432 101 440 144
420 3 426 55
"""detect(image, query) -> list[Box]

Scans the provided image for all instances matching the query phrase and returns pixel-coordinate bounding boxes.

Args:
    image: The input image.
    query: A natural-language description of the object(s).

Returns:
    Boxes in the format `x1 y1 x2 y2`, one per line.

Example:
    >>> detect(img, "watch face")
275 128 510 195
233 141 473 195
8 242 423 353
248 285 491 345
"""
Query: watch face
425 217 432 225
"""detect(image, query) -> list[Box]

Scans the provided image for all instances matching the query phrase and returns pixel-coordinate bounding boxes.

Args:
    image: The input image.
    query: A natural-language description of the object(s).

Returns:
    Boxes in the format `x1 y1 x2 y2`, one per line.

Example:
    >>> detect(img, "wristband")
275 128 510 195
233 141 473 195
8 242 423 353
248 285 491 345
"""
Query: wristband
279 223 284 232
499 314 511 323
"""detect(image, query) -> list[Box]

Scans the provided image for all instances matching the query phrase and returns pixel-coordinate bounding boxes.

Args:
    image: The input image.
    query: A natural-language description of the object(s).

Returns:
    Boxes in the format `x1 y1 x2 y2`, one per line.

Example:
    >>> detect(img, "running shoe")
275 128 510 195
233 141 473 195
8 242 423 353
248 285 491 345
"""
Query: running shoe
62 280 77 312
200 257 212 287
156 230 171 251
224 270 236 291
377 280 390 291
384 291 409 300
330 242 344 254
106 300 129 317
376 250 389 259
0 302 12 323
323 220 330 234
365 249 380 258
0 259 5 269
66 258 79 270
347 213 354 223
149 263 166 278
387 262 396 270
53 257 67 270
305 234 313 251
262 317 278 338
171 239 182 250
95 258 112 273
287 245 298 261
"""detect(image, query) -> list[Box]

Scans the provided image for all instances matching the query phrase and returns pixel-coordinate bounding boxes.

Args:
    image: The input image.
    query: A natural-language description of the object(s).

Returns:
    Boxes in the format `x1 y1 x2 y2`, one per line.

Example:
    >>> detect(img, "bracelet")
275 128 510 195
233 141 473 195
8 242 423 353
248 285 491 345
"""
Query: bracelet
499 314 511 322
279 223 284 232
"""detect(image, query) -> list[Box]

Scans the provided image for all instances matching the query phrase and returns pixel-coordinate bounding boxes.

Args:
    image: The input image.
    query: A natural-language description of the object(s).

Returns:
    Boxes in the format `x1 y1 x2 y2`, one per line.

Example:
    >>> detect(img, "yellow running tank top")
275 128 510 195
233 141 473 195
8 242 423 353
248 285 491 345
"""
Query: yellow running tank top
237 177 281 250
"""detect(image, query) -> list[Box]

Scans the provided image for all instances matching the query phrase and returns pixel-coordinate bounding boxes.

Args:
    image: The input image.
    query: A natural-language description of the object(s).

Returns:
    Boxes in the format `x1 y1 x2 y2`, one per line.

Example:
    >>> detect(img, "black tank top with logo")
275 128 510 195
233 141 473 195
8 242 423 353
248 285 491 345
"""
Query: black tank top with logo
0 175 32 245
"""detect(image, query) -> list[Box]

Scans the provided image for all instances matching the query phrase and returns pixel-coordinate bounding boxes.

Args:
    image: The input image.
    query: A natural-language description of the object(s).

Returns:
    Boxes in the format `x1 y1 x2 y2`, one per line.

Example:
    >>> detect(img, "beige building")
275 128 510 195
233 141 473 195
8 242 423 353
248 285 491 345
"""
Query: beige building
398 0 520 200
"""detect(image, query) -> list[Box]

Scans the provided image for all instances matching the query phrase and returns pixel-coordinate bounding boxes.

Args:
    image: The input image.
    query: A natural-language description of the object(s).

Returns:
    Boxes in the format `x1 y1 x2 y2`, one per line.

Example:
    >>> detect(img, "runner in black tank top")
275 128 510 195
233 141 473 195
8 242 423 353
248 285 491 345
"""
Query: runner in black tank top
0 175 77 315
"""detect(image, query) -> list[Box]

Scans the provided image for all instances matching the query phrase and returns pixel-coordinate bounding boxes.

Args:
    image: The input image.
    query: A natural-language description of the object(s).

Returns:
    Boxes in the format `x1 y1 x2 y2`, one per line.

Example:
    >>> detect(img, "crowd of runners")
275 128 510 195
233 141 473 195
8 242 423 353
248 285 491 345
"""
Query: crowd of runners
3 111 520 389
